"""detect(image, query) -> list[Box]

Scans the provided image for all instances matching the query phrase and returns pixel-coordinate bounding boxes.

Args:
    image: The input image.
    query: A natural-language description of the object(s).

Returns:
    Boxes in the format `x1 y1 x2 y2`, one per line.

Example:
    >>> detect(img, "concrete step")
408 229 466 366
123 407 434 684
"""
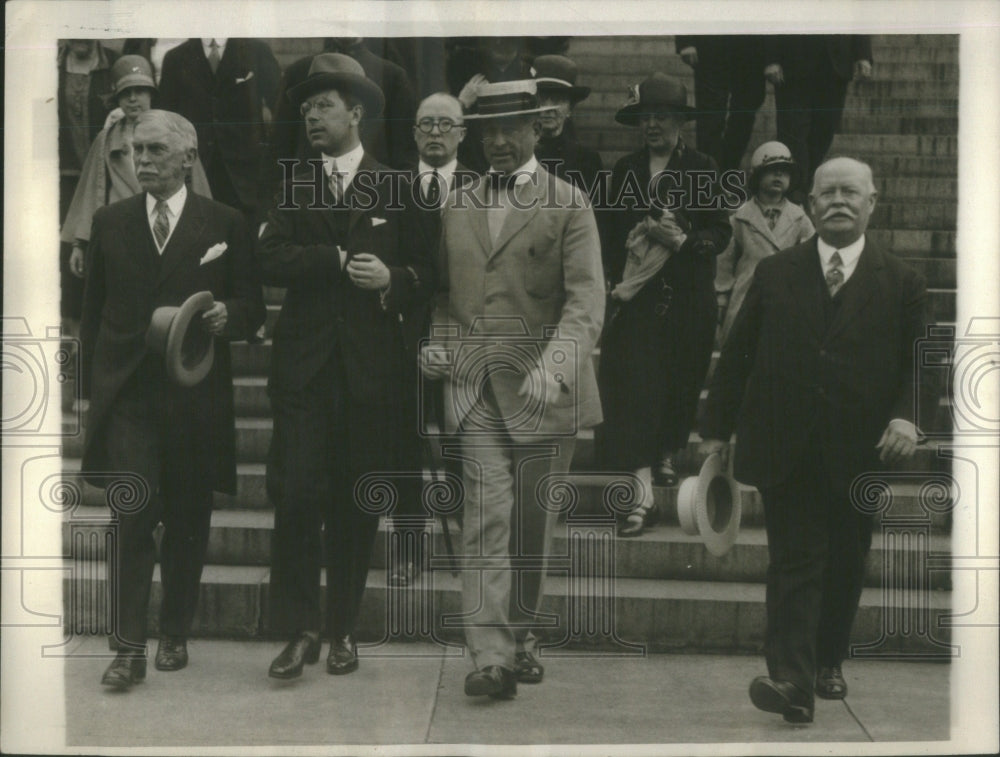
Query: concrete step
831 134 957 158
870 203 955 230
62 502 954 588
864 61 959 82
844 97 958 116
839 114 957 135
866 229 955 256
63 562 953 654
871 34 957 49
870 45 959 63
873 177 957 200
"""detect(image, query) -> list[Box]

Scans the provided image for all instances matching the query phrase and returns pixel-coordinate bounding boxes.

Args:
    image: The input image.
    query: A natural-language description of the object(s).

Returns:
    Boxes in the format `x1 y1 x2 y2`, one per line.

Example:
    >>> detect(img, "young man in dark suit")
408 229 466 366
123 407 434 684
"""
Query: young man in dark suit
700 157 932 723
80 110 265 690
258 53 433 680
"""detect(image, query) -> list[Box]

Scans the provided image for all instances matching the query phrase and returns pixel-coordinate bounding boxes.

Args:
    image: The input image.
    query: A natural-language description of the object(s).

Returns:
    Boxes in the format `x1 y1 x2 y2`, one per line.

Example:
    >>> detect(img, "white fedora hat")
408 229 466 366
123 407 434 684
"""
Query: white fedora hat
145 291 216 387
676 452 741 557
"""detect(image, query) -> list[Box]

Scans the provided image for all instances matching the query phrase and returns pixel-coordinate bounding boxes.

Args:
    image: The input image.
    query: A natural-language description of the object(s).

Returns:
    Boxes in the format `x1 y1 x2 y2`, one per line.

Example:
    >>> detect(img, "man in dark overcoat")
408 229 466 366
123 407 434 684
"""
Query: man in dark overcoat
700 157 933 723
258 53 433 680
80 109 265 689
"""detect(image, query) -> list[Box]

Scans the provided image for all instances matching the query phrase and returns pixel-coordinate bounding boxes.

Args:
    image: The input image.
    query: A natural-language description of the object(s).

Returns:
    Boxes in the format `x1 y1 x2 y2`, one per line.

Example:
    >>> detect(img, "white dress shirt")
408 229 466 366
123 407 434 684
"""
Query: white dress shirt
322 143 365 197
418 158 458 209
201 38 228 60
817 234 864 284
146 185 187 253
486 155 538 243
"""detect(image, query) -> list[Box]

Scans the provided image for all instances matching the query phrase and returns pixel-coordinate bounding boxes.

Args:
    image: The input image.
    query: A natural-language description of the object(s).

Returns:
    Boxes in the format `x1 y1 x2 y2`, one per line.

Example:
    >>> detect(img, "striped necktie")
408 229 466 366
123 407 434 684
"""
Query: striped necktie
208 40 221 74
329 160 343 204
153 200 170 249
423 169 441 207
826 251 845 297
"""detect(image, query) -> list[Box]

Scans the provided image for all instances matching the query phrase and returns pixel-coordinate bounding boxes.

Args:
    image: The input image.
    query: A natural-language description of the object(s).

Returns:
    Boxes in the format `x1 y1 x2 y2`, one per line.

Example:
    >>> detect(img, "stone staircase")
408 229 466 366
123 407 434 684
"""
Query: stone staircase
61 35 957 657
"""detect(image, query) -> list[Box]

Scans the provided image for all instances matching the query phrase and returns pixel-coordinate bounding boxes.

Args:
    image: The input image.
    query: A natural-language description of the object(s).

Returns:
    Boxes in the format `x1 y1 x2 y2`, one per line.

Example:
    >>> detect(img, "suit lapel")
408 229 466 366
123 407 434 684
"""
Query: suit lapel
157 192 206 286
469 177 493 256
346 153 381 238
787 239 826 339
129 194 161 270
826 242 882 342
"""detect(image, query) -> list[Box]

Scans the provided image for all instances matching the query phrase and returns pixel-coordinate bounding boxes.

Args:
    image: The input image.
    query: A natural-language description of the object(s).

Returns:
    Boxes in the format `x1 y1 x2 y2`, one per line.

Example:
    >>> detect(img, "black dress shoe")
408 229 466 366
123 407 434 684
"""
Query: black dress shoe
514 650 544 684
326 635 359 675
464 665 517 699
388 560 421 588
155 636 188 671
268 634 320 679
101 652 147 691
749 676 814 723
815 665 847 699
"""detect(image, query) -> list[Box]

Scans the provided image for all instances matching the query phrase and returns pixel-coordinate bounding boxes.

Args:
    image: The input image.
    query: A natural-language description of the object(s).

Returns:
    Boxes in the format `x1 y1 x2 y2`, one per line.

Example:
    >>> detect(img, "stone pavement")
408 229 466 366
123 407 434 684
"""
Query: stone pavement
61 637 949 749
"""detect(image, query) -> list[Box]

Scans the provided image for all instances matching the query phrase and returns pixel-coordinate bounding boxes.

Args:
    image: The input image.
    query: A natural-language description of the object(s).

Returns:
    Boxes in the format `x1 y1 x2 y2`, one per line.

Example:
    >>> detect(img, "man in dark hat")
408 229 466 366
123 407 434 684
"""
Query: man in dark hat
80 109 264 690
531 55 604 197
421 80 605 700
258 53 434 680
596 73 732 534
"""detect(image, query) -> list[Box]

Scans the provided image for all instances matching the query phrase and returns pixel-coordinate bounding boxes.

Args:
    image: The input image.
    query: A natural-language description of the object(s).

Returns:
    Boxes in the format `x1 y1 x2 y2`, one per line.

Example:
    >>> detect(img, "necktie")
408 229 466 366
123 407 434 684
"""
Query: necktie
826 250 845 297
328 160 343 204
208 40 221 74
153 200 170 249
763 207 780 230
423 170 441 207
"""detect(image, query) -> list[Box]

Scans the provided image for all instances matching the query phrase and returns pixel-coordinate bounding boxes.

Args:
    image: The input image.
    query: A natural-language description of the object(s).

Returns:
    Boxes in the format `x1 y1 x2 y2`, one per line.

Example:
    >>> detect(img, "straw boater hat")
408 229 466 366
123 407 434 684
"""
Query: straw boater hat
287 52 385 117
615 72 697 126
530 55 591 104
110 54 157 96
747 141 799 191
463 80 558 120
676 452 742 557
146 291 216 387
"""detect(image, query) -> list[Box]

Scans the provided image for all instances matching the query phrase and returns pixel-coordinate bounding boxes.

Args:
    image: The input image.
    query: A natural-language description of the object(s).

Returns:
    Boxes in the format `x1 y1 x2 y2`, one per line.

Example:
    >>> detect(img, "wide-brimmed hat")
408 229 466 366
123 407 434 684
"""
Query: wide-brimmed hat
676 452 741 557
463 80 558 120
287 52 385 118
111 55 157 96
748 140 798 191
615 72 696 126
530 55 590 104
145 291 216 387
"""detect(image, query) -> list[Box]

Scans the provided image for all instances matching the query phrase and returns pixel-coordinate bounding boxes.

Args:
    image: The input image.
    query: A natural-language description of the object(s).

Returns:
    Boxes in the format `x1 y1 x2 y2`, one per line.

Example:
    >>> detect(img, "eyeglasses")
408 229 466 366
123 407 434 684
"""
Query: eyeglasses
300 98 339 117
415 117 462 134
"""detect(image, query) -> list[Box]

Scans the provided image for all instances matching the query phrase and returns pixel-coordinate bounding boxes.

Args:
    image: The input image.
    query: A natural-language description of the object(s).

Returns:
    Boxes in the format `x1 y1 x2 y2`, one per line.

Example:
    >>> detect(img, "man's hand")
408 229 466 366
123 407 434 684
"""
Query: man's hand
347 253 390 290
853 59 873 83
698 438 730 467
679 46 698 67
517 365 563 406
201 301 228 335
420 344 452 380
69 246 85 278
458 73 487 109
876 419 919 465
764 63 784 86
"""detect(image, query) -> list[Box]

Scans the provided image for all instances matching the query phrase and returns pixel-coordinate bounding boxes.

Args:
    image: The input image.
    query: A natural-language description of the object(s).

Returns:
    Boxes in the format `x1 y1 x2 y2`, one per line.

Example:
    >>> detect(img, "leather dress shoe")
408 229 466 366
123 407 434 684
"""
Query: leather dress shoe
326 635 359 675
101 652 147 691
815 665 848 699
268 634 320 679
514 650 544 684
749 676 814 723
464 665 517 699
388 560 421 588
155 636 188 671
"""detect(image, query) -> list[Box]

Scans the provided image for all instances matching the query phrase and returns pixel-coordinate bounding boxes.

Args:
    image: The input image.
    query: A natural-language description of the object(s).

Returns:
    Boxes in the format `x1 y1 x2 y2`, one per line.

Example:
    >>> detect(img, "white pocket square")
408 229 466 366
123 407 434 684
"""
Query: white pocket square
200 242 227 265
235 71 255 84
371 217 387 227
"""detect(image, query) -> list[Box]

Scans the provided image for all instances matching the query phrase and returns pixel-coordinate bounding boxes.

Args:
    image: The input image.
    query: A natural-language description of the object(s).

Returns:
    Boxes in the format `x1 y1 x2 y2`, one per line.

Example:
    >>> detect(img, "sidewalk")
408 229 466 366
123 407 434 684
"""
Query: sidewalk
61 637 949 749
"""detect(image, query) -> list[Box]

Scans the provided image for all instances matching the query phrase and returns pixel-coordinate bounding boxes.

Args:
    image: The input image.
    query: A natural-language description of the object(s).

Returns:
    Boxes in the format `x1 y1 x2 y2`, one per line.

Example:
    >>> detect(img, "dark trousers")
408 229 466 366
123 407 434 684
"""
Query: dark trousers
759 447 873 698
775 64 851 191
105 363 214 650
693 50 766 172
268 356 381 637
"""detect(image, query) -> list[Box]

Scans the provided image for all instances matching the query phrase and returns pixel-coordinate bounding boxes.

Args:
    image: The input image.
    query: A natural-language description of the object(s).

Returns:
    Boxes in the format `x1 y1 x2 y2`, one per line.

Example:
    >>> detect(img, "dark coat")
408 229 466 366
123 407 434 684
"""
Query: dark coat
765 35 873 82
58 43 120 174
80 191 266 494
700 237 931 492
535 122 604 200
158 39 280 212
596 143 733 467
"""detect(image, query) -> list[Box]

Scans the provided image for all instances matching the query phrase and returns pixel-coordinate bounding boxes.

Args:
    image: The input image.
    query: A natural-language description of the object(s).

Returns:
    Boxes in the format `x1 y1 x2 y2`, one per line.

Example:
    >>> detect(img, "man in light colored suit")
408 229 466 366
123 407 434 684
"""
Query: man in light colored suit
421 80 605 699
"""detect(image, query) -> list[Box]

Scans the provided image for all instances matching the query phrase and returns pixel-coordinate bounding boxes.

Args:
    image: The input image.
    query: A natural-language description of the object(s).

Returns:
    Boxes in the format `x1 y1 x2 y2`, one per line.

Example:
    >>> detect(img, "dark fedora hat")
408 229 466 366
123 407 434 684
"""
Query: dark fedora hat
615 72 696 126
530 55 591 104
287 52 385 118
145 291 216 387
463 80 558 120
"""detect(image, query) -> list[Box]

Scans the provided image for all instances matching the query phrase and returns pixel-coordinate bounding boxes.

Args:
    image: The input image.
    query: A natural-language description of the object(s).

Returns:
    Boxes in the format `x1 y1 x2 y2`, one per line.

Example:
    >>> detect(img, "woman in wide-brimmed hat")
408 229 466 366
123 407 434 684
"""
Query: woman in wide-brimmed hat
595 73 732 537
530 55 603 195
62 54 211 278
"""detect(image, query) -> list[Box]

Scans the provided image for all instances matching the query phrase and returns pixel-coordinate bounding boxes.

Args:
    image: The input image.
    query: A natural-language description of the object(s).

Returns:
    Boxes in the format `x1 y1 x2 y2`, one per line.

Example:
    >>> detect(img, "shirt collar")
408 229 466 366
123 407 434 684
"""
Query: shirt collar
147 184 187 218
487 155 538 185
202 38 227 56
753 196 786 214
322 143 365 185
817 234 865 269
419 158 457 182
